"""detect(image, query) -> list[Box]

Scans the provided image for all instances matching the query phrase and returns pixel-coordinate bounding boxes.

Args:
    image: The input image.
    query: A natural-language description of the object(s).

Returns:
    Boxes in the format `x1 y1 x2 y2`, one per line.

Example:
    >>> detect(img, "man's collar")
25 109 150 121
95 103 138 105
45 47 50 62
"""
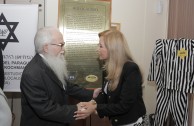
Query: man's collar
39 53 46 60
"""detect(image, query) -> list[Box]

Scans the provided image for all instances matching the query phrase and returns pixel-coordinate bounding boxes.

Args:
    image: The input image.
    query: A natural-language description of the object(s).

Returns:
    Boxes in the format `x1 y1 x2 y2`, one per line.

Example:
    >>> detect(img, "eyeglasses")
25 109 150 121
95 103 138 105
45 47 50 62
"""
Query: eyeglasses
50 42 65 48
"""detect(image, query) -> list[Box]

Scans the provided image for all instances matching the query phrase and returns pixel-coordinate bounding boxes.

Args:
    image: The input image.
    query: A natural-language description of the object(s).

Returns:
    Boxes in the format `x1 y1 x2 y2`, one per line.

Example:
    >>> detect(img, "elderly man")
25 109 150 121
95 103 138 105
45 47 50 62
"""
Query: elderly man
20 27 100 126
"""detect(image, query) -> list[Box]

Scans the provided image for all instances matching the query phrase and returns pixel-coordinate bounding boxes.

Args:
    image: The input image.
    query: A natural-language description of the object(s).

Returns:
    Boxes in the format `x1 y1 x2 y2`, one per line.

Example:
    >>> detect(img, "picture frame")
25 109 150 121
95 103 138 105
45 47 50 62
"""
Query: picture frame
111 23 120 30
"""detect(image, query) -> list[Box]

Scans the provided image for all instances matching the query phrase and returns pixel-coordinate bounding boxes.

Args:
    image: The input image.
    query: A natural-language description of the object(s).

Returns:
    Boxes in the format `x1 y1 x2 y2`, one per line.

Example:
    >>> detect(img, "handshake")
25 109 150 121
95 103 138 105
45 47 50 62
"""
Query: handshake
74 100 97 120
74 88 101 120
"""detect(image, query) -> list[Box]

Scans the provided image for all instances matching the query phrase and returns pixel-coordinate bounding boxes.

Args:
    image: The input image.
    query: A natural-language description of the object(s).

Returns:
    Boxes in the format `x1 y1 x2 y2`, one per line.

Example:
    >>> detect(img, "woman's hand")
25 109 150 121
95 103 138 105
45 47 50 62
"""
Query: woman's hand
74 100 97 120
93 88 102 98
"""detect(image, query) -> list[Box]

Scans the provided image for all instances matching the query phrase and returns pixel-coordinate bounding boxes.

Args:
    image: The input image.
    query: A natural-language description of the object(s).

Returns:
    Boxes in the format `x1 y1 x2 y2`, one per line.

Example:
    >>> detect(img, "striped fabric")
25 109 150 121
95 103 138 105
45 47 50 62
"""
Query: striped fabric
154 87 188 126
148 38 194 93
147 38 194 126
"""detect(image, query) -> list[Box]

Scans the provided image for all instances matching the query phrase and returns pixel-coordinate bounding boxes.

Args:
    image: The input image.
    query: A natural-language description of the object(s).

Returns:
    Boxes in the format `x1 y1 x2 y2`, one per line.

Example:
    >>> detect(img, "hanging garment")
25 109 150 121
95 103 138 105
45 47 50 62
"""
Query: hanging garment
148 38 194 93
147 38 194 126
154 87 188 126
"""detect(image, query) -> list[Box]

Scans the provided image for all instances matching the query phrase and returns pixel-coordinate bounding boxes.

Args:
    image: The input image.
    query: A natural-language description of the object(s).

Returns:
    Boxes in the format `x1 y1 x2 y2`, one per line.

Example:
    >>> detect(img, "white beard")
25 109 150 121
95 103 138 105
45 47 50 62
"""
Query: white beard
43 54 68 88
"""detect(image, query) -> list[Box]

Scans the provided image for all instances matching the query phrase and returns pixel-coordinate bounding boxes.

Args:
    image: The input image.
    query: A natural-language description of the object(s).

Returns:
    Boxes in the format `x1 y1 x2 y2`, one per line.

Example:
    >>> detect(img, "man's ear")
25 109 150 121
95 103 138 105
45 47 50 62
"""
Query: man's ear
43 44 49 53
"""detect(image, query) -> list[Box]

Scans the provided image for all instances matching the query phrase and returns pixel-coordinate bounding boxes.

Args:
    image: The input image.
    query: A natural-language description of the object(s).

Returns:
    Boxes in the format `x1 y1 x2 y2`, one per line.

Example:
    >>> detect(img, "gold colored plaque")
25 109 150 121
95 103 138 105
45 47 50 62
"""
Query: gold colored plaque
58 0 110 88
85 75 98 82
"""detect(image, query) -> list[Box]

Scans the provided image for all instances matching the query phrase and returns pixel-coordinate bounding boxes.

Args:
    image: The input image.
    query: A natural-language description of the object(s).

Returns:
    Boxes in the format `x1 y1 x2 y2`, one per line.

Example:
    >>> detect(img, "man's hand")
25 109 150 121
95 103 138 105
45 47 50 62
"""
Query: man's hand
76 102 86 111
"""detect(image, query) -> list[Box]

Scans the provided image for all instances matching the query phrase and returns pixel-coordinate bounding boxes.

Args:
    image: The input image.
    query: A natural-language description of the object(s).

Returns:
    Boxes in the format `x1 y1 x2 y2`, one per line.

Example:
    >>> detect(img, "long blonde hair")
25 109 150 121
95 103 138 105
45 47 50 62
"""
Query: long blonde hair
99 30 133 91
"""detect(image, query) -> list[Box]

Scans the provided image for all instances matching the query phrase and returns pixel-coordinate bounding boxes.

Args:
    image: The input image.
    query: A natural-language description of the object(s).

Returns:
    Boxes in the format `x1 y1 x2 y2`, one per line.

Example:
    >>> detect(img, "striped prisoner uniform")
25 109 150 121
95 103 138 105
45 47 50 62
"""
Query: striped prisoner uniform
147 38 194 126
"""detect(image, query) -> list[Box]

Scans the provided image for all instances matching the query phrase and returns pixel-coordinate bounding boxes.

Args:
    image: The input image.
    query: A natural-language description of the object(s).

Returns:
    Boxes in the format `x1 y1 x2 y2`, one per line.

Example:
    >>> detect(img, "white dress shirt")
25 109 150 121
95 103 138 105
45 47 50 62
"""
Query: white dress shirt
0 88 12 126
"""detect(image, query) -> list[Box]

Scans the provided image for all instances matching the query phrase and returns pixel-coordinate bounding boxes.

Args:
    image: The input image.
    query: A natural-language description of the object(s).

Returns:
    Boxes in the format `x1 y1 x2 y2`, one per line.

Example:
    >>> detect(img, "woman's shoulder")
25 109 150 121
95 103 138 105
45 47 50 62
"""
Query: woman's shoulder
123 60 139 69
122 61 141 75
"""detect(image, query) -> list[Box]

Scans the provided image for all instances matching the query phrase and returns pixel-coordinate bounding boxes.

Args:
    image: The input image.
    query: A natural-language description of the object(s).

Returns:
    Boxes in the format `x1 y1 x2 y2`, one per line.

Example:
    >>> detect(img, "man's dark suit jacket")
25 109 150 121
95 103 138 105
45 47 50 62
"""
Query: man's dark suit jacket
20 54 93 126
95 61 146 126
0 49 4 89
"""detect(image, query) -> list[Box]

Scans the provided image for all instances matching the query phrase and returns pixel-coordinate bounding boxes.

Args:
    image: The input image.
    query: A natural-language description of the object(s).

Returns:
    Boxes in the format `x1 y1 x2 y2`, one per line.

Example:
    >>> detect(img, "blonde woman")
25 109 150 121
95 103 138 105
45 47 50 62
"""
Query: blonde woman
75 30 146 126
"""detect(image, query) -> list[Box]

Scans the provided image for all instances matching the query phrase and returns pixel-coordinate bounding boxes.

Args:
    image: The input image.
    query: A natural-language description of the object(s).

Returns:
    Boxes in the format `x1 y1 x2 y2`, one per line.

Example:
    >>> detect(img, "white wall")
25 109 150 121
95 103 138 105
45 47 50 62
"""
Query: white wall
45 0 169 114
45 0 58 27
143 0 169 114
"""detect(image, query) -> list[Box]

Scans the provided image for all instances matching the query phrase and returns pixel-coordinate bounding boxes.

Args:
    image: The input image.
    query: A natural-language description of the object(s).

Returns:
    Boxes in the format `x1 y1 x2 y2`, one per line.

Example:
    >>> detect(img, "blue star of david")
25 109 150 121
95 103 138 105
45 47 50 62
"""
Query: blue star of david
0 13 19 50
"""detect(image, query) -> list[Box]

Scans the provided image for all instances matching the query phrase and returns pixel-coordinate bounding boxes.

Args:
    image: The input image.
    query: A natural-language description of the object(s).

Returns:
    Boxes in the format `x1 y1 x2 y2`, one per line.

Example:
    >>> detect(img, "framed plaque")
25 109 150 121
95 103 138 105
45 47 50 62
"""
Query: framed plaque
58 0 111 88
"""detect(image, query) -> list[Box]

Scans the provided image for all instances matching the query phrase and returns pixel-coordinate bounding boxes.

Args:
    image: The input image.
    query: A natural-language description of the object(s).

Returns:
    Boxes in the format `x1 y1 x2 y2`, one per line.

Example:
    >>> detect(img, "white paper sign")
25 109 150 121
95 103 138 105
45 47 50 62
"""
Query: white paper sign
0 4 38 92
